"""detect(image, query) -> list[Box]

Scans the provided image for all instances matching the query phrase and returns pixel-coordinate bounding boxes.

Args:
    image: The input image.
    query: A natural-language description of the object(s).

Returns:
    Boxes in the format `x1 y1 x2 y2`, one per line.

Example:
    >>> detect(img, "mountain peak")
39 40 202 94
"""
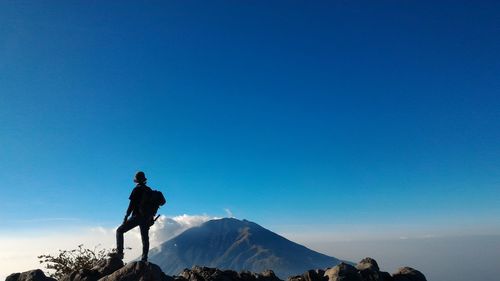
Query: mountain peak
149 218 341 278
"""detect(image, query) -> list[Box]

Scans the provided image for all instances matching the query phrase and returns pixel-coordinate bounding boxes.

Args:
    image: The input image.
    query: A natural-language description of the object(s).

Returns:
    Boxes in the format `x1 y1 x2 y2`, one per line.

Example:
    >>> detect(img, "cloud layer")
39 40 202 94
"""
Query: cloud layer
150 214 215 246
0 214 216 280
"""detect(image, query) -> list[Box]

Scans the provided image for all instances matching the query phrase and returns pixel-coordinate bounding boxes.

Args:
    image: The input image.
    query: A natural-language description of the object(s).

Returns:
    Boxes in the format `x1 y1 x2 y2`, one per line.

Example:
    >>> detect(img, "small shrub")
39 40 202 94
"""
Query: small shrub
37 244 116 279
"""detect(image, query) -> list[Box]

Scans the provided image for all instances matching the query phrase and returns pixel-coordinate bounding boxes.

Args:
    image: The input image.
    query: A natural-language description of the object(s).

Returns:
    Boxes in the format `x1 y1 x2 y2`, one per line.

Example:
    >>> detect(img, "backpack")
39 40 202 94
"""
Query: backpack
138 188 166 220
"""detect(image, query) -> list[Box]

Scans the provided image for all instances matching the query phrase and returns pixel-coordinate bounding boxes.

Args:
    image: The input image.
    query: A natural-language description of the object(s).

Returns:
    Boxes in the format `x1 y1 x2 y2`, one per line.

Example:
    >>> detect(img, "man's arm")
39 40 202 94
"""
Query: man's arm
124 200 134 223
123 187 138 223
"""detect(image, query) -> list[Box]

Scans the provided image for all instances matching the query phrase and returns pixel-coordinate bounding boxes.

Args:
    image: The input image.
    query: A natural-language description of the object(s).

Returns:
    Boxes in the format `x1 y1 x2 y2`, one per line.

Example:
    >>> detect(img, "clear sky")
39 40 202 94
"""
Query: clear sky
1 0 499 244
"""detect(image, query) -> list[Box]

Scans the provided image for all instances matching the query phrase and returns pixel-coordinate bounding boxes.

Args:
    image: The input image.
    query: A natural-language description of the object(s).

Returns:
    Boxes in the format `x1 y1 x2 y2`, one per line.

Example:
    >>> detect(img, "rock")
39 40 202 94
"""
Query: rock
304 269 326 281
378 272 392 281
5 273 20 281
254 270 281 281
179 267 282 281
93 256 125 277
324 263 362 281
391 267 426 281
355 258 391 281
59 269 99 281
174 276 188 281
180 266 235 281
287 275 305 281
358 269 393 281
5 270 56 281
356 258 379 272
238 270 256 281
288 269 326 281
60 256 124 281
98 261 173 281
179 268 196 281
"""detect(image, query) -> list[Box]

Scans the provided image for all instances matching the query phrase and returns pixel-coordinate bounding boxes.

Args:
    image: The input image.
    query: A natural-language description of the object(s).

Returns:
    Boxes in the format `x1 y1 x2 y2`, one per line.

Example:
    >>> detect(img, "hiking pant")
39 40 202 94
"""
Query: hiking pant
116 215 150 261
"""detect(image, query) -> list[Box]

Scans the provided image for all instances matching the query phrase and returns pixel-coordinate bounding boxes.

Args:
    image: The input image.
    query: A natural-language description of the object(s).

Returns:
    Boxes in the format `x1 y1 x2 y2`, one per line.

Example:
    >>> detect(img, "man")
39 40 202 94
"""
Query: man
116 171 153 261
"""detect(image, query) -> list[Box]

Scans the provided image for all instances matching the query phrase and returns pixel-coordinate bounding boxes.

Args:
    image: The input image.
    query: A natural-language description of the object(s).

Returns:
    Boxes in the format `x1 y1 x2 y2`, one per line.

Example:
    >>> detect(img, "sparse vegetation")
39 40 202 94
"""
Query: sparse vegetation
37 244 116 279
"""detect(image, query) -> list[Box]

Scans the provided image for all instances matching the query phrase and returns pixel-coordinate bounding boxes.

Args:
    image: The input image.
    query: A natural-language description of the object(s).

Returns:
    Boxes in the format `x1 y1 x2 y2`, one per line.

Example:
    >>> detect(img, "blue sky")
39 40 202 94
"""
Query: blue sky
1 1 499 236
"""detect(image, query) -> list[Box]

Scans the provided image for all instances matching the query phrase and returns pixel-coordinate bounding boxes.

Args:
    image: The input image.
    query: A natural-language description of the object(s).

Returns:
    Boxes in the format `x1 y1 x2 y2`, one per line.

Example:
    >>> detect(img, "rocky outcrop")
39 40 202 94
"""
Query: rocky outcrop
5 269 57 281
391 267 426 281
179 266 282 281
288 258 425 281
356 258 392 281
93 256 125 277
98 261 173 281
287 269 326 281
356 258 379 272
324 263 362 281
6 257 426 281
59 256 124 281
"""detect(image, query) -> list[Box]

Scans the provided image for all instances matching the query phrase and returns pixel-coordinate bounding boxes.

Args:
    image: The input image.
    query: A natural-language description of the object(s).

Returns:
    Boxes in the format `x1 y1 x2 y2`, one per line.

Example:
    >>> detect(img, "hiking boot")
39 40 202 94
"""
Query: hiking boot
108 252 124 260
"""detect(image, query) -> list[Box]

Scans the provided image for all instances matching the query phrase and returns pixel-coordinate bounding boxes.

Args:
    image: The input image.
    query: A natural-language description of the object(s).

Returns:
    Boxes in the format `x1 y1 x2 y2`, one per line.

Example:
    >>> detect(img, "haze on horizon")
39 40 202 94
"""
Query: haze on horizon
0 1 499 281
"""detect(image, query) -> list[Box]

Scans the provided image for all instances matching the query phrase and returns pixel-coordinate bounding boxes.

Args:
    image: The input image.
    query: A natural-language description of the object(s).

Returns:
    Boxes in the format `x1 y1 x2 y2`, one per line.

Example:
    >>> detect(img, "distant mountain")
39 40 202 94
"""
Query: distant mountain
148 218 342 278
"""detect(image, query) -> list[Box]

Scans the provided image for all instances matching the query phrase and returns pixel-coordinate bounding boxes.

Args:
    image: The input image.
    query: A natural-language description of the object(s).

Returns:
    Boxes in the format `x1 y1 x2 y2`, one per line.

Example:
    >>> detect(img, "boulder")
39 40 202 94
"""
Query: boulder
5 270 56 281
355 258 391 281
59 269 99 281
254 270 280 281
238 270 256 281
391 267 426 281
180 266 235 281
93 256 125 277
356 258 379 272
287 269 326 281
324 263 362 281
378 272 392 281
60 256 124 281
287 275 304 281
98 261 173 281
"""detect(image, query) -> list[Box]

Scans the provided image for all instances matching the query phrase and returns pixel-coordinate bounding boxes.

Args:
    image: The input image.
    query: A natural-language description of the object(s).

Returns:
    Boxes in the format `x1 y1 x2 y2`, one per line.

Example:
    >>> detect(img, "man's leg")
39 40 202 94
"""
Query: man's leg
116 216 141 257
139 221 150 262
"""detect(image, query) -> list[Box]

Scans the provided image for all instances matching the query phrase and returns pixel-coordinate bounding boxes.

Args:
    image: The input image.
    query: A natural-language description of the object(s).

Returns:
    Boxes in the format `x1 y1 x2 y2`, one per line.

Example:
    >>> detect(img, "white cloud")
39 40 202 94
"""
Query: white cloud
0 228 121 281
150 214 215 246
0 214 216 280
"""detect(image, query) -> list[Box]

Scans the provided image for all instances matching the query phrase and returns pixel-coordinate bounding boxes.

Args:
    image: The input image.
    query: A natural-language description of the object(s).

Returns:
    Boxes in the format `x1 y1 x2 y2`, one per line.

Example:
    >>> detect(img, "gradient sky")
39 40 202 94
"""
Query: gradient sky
1 1 499 237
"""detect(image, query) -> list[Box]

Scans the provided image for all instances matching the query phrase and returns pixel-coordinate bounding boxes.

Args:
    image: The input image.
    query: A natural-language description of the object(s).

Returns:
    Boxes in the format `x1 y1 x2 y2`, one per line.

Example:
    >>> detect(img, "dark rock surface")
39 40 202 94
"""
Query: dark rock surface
179 266 282 281
60 256 124 281
5 269 57 281
287 269 326 281
391 267 426 281
355 258 391 281
93 256 125 277
98 261 173 281
356 258 379 272
324 262 362 281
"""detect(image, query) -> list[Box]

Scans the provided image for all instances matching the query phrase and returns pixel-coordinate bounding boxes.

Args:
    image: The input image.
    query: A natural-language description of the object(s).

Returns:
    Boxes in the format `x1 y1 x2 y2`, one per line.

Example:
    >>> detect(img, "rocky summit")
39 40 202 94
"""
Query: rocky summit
5 256 426 281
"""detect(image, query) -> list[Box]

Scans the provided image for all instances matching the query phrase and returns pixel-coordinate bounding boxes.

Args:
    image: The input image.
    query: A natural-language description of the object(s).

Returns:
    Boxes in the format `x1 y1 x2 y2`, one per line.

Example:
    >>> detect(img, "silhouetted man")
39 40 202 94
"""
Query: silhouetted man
116 171 153 261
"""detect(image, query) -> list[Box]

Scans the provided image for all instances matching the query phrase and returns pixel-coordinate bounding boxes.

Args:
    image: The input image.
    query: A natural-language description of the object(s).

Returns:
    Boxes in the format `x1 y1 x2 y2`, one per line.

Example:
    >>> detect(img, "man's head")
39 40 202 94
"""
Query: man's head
134 171 147 184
